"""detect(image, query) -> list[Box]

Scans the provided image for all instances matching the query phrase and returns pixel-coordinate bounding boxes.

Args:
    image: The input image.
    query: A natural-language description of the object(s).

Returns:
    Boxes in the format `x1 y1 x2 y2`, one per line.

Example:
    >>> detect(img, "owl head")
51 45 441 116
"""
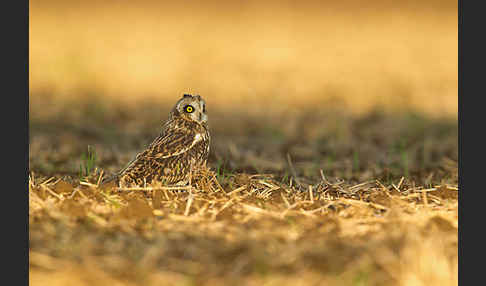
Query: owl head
171 94 208 124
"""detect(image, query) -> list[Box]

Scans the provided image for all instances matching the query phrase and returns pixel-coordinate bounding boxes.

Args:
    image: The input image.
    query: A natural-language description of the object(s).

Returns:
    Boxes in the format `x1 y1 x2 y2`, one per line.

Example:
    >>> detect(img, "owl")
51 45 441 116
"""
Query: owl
104 94 210 188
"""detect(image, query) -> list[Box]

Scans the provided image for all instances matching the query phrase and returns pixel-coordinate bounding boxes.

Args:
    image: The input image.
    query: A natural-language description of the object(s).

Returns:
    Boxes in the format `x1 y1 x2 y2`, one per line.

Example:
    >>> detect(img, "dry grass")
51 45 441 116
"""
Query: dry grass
29 165 458 286
29 103 458 285
29 1 458 285
29 102 458 285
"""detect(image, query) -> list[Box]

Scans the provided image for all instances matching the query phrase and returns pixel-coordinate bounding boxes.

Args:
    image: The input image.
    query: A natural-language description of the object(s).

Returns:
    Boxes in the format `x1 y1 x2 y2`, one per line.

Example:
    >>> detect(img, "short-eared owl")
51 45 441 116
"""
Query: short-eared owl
105 94 210 187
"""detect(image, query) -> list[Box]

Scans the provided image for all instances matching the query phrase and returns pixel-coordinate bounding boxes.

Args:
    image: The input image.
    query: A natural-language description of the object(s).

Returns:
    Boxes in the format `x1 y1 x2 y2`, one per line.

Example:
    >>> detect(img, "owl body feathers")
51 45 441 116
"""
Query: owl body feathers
105 94 210 188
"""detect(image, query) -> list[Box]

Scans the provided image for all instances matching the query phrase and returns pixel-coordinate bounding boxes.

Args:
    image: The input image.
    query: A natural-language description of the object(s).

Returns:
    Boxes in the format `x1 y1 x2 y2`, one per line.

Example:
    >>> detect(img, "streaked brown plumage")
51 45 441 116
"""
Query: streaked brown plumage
104 94 210 187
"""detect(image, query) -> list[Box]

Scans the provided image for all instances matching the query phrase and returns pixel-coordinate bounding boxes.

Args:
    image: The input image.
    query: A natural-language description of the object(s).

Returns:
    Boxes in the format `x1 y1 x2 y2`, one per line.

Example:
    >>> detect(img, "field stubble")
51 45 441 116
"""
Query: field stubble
29 97 458 286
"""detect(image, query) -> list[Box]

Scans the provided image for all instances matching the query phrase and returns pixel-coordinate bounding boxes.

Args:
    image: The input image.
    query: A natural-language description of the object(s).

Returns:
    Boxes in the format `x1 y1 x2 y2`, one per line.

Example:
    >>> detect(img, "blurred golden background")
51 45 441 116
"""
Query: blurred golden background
30 0 457 117
29 2 458 285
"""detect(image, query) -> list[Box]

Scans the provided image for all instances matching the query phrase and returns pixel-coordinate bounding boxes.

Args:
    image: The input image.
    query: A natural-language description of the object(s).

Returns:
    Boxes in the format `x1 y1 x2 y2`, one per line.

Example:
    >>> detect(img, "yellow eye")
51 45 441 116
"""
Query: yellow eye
184 105 194 113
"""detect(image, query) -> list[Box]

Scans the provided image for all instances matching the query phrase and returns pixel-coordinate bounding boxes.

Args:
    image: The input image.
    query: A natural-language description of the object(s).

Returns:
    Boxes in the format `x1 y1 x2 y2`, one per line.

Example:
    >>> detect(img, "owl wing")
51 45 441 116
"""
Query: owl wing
118 128 202 176
148 128 202 159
